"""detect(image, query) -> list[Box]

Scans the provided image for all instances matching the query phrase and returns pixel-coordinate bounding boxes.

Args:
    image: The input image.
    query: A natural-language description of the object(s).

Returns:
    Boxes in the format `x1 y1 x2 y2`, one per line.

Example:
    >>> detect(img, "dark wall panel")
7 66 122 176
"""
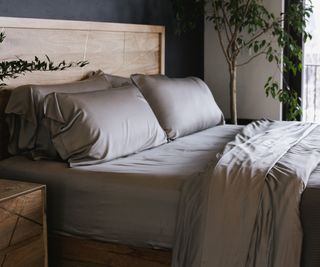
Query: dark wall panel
0 0 204 78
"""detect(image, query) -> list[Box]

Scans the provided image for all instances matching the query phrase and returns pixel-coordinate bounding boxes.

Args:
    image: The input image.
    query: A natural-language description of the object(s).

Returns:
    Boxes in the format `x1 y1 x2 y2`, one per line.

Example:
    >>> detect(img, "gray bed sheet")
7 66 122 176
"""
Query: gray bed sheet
0 125 242 249
0 123 319 262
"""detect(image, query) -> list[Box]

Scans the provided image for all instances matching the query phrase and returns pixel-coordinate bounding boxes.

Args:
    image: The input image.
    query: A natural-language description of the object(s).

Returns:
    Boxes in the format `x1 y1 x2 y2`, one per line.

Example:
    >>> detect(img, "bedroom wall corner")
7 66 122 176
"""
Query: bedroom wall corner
204 0 283 121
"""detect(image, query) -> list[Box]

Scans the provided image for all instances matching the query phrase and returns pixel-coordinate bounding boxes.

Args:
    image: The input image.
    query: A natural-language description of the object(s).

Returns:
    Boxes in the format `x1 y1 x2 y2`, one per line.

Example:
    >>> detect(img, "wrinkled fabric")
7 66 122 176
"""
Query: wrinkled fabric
173 119 320 267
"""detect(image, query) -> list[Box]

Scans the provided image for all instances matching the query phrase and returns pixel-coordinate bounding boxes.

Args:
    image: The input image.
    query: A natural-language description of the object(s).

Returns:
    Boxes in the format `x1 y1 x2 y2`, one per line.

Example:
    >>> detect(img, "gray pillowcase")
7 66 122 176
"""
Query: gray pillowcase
5 74 111 159
131 74 225 139
85 70 132 87
43 85 167 167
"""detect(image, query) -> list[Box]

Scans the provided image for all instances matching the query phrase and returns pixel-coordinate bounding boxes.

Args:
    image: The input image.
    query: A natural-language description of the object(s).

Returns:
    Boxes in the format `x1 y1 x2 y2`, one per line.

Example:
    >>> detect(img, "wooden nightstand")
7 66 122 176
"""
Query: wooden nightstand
0 179 47 267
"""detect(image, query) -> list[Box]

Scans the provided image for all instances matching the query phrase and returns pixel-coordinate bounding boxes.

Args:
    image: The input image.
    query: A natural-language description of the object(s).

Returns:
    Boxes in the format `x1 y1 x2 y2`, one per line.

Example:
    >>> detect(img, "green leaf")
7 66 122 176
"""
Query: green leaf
0 42 89 84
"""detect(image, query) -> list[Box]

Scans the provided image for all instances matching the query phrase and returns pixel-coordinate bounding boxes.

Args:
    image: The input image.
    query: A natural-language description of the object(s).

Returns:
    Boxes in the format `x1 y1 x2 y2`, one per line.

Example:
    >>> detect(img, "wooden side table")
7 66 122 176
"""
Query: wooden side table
0 179 47 267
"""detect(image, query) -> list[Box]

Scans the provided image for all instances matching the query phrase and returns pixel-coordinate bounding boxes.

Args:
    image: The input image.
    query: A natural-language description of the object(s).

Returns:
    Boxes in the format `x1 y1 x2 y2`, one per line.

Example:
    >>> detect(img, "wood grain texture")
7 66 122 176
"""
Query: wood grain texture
49 235 172 267
0 179 44 202
0 16 165 88
0 180 47 267
1 235 45 267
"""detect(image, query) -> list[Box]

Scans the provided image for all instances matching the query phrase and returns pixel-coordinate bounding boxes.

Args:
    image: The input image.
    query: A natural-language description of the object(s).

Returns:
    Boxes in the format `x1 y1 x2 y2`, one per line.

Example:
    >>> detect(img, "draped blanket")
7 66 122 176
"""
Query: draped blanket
173 120 320 267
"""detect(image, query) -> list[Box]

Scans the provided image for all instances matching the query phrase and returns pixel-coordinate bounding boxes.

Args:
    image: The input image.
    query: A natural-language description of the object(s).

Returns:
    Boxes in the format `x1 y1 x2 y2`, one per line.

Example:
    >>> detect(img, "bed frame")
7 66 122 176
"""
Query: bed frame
49 235 171 267
0 16 171 267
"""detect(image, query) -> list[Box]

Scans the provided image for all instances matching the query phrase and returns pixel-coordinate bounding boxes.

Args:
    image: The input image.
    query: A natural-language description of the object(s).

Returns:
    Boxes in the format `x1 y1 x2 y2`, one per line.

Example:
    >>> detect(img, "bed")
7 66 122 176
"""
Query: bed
0 16 320 267
0 122 320 267
0 125 241 248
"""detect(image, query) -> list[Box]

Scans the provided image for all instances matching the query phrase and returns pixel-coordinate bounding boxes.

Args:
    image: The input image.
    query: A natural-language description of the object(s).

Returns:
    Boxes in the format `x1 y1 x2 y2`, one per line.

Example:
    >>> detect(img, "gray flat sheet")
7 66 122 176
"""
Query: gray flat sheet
173 120 320 267
0 125 242 249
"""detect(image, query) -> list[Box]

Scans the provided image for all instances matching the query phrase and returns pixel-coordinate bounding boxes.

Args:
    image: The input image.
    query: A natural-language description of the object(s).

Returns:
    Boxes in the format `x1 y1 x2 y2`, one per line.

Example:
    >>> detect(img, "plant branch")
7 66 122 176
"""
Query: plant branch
241 18 284 49
243 0 253 17
217 27 232 66
0 56 88 84
236 51 267 67
242 28 271 48
221 4 232 42
211 2 232 65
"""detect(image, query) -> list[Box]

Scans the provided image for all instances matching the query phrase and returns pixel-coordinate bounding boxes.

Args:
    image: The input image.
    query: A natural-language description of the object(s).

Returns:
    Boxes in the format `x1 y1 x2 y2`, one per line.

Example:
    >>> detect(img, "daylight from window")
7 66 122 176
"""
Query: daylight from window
303 0 320 122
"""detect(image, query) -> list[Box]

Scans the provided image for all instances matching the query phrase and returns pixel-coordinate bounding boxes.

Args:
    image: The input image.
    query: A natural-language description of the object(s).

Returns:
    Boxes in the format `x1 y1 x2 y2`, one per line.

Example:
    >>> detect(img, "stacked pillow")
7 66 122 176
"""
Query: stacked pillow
5 74 112 159
5 71 224 167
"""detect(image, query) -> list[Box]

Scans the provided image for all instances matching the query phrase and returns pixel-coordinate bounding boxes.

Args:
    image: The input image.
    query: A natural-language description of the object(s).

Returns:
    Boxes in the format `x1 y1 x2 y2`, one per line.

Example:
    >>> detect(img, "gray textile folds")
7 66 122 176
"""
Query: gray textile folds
173 120 320 267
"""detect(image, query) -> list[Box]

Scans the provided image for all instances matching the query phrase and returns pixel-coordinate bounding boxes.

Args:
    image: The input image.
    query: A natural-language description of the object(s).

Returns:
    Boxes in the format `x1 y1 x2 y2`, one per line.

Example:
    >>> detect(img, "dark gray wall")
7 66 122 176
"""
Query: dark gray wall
0 0 204 78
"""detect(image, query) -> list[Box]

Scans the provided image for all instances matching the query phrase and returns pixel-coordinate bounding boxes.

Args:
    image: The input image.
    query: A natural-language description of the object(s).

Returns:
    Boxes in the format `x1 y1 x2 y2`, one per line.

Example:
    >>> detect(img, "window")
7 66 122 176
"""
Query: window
302 1 320 122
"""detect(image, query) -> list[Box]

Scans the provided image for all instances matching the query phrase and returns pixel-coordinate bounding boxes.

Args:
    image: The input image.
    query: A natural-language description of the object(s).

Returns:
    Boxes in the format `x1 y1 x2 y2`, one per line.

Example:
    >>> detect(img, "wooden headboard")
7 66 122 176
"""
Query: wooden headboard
0 16 165 159
0 16 165 87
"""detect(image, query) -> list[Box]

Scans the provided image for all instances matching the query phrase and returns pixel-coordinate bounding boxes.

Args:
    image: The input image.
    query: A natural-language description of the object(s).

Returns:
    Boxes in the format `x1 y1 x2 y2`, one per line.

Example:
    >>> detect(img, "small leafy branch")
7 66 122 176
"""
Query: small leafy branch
0 32 89 86
172 0 313 123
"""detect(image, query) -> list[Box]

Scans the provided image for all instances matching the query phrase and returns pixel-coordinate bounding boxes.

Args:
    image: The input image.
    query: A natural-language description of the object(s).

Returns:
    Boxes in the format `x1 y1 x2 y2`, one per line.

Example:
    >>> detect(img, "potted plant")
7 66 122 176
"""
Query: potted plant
172 0 313 124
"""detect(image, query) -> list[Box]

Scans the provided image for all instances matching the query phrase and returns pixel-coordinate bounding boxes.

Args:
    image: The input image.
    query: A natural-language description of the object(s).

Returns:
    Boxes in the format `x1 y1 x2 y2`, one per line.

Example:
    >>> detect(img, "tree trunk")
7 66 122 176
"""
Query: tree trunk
229 65 237 125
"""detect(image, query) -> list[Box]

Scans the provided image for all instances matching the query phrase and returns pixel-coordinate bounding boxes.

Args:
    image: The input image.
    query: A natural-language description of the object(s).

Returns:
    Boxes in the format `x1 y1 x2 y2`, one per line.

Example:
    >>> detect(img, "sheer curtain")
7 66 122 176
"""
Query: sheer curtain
303 1 320 122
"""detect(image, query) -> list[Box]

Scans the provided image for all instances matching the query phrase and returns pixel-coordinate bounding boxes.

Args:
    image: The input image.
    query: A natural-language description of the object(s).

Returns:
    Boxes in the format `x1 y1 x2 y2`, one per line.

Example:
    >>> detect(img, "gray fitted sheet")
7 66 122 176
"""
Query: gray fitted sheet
0 125 242 249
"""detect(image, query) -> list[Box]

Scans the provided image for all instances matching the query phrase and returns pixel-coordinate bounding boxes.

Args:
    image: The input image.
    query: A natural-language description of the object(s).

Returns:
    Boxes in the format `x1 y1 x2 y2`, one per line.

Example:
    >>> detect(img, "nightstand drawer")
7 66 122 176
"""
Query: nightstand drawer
0 189 44 250
0 179 47 267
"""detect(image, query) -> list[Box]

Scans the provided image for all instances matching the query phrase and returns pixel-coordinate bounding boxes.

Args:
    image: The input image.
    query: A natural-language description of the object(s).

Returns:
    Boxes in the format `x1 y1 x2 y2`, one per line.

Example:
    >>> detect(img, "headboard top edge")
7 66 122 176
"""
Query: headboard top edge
0 16 165 34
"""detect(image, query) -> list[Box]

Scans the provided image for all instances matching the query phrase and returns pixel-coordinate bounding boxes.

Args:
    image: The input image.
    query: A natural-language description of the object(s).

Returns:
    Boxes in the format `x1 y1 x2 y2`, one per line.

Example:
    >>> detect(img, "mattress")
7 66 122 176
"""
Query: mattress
0 125 242 249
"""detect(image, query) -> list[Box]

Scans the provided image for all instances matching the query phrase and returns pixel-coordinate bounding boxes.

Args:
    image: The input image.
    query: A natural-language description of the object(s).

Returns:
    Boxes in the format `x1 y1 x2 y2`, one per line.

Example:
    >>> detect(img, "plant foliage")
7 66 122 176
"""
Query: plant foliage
172 0 313 122
0 32 89 86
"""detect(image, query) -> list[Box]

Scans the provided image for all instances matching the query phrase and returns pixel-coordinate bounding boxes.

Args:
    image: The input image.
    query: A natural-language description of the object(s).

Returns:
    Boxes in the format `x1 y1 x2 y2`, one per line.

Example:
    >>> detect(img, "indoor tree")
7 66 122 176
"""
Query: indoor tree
172 0 313 124
0 32 88 86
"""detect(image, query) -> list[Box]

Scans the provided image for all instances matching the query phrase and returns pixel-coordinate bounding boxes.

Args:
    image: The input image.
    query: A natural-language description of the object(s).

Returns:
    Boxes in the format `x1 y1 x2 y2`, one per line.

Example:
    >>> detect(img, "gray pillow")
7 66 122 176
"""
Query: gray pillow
5 74 111 159
85 70 132 87
131 74 224 139
43 85 167 167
